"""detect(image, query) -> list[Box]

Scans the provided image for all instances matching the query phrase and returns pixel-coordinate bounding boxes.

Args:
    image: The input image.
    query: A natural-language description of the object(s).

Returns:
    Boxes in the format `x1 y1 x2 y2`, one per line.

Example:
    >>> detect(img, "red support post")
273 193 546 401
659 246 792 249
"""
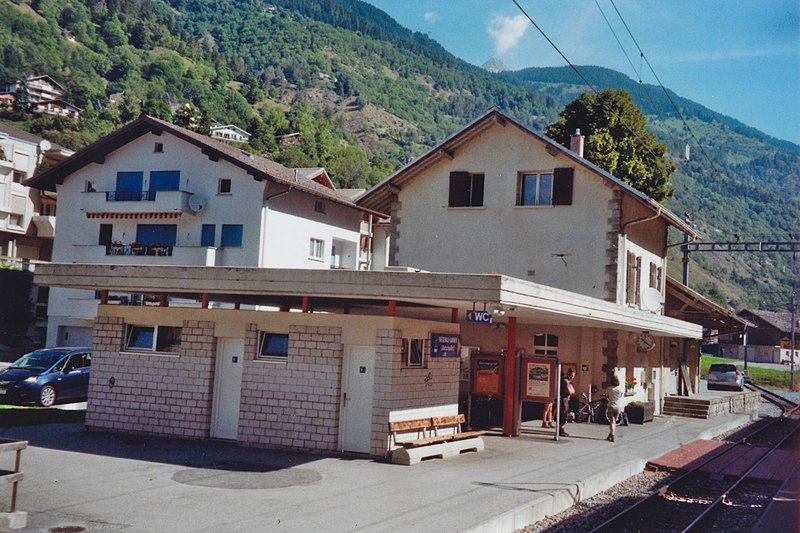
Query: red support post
302 296 310 313
388 300 397 316
503 316 517 436
451 308 459 323
99 290 108 304
201 293 209 309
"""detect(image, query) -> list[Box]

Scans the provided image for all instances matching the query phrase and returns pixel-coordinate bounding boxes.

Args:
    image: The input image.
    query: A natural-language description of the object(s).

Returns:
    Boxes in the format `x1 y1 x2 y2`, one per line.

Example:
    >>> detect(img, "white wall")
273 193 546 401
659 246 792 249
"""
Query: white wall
393 124 614 299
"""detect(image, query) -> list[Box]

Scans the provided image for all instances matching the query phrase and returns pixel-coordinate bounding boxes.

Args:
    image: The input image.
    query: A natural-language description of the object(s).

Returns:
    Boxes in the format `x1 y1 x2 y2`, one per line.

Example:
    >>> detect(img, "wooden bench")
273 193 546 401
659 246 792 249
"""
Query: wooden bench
388 414 485 465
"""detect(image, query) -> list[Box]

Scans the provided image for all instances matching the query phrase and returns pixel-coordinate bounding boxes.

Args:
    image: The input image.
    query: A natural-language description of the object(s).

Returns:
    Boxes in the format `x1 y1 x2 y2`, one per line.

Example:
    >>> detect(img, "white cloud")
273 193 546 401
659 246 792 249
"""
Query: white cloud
487 14 530 55
423 11 439 24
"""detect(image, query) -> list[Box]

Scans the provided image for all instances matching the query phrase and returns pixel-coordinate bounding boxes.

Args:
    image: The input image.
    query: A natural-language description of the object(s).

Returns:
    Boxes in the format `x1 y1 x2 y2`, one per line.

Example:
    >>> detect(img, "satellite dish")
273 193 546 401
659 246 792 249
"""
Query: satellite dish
641 288 662 312
38 139 51 151
188 194 207 214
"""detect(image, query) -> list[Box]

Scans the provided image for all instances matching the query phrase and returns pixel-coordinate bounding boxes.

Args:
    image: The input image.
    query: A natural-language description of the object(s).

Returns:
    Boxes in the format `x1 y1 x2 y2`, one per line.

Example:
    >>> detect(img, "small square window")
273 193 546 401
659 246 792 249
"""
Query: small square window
448 172 484 207
518 172 553 206
533 333 558 356
258 332 289 361
314 200 325 213
85 181 96 192
401 338 426 368
218 178 232 194
154 142 164 153
8 214 22 227
309 238 324 260
221 224 243 247
12 170 24 183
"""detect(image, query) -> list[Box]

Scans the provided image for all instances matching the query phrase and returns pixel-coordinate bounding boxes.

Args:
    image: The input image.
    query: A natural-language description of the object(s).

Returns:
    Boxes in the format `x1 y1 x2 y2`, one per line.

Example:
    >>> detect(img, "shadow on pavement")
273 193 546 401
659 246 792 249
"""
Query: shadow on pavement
0 409 332 473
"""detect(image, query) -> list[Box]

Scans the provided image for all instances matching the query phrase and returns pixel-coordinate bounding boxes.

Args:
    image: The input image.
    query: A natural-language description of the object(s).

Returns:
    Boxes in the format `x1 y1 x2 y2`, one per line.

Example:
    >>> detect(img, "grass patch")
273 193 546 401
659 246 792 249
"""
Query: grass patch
700 355 800 390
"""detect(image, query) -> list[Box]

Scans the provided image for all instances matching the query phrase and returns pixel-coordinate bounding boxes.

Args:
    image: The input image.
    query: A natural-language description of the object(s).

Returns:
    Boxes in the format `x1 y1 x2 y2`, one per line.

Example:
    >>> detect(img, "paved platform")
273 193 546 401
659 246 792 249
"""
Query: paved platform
0 408 757 533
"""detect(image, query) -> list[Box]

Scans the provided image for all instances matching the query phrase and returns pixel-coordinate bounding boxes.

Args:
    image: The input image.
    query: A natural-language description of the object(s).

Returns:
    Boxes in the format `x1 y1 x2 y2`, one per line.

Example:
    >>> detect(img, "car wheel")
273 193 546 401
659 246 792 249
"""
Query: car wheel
39 385 56 407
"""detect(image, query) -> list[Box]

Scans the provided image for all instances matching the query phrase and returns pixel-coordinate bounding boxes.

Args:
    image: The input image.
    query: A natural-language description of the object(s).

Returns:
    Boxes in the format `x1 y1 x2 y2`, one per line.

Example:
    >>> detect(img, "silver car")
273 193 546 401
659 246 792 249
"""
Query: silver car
707 362 745 391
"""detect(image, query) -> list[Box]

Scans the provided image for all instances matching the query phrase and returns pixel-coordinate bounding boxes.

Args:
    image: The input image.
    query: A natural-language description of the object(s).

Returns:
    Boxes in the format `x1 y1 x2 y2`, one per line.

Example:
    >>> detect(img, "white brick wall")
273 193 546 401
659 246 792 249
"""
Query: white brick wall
86 317 216 439
238 323 343 452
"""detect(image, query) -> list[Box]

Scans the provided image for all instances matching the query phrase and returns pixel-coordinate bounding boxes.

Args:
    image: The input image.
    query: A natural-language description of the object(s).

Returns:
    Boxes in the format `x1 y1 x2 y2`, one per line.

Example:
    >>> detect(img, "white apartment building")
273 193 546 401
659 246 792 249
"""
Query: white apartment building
27 115 380 346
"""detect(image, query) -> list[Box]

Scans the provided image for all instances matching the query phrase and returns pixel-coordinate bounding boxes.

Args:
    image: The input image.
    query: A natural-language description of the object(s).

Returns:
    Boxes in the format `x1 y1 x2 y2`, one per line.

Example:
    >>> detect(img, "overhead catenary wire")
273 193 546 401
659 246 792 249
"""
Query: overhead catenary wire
511 0 669 173
606 0 722 177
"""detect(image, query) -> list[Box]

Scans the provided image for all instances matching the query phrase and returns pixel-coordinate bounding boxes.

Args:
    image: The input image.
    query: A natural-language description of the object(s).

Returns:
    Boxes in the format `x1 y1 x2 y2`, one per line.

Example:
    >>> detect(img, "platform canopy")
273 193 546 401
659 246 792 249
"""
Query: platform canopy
35 263 702 338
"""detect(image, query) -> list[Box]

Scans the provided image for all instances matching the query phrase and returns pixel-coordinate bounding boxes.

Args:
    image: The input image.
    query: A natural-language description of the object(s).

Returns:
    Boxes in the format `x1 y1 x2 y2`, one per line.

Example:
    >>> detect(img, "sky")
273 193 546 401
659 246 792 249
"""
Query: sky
364 0 800 145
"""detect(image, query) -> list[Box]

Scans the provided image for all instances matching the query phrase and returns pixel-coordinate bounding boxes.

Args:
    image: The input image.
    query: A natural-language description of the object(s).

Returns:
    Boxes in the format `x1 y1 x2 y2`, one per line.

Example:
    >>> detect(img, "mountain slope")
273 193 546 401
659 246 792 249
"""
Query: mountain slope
1 0 797 312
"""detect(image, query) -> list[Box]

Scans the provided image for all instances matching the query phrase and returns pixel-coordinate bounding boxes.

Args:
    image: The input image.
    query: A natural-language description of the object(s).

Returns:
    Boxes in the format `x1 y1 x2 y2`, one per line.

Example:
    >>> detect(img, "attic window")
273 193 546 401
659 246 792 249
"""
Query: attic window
314 200 326 214
448 171 484 207
154 142 163 153
218 178 232 194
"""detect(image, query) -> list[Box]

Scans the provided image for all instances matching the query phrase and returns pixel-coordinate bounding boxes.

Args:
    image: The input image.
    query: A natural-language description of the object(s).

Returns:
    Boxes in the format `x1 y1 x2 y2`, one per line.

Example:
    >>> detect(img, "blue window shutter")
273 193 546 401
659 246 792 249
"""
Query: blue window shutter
221 224 243 247
149 170 180 191
201 224 215 247
136 224 177 246
116 172 143 192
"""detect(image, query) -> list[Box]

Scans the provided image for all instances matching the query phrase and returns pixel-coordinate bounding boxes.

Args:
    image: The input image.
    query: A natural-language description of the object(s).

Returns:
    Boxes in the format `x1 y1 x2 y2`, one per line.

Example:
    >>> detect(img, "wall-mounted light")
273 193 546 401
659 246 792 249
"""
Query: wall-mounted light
487 303 506 317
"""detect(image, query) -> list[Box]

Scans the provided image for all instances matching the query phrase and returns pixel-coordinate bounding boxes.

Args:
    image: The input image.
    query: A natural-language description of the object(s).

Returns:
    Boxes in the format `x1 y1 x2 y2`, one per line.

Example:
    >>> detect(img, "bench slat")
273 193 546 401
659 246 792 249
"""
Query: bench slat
389 418 432 433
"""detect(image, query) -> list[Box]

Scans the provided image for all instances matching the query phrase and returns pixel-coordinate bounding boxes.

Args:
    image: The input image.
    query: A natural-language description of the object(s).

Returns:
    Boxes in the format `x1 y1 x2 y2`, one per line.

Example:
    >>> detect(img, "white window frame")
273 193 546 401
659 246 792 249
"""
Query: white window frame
218 178 232 195
517 171 554 206
124 324 182 354
309 238 325 261
401 338 427 368
533 333 559 356
257 332 289 362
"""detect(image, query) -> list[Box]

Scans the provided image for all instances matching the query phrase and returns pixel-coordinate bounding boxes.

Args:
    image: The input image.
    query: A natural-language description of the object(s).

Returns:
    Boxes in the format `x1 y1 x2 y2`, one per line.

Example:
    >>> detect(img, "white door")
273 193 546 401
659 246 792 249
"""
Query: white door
211 338 244 440
340 347 375 453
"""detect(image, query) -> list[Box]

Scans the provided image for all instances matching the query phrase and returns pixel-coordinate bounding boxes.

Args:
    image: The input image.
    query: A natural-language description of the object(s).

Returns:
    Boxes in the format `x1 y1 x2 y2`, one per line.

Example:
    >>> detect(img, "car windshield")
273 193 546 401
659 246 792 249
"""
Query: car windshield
710 364 737 373
10 351 66 371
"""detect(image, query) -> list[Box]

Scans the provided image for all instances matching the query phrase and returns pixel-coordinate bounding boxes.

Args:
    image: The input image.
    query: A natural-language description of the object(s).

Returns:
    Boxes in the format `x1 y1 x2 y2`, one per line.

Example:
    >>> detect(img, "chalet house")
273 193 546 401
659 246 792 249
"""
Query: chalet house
0 121 73 344
0 75 81 119
26 115 379 347
210 124 251 144
28 109 728 458
719 309 799 364
1 75 65 104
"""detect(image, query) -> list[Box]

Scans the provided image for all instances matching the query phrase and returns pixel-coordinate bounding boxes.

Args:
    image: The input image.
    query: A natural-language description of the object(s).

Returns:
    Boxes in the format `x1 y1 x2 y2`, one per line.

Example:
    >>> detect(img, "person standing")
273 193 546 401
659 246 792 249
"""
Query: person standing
541 401 554 428
606 375 624 442
558 367 576 437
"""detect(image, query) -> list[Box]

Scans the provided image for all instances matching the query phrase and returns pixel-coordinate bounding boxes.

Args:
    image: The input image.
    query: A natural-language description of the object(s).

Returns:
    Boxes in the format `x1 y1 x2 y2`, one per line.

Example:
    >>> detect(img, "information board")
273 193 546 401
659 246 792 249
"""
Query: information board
472 354 504 397
522 358 556 401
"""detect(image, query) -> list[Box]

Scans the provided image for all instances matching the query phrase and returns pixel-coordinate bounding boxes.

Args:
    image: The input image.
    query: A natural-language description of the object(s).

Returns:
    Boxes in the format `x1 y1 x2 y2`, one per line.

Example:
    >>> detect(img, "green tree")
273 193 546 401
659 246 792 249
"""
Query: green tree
546 89 676 201
12 76 30 114
142 98 173 121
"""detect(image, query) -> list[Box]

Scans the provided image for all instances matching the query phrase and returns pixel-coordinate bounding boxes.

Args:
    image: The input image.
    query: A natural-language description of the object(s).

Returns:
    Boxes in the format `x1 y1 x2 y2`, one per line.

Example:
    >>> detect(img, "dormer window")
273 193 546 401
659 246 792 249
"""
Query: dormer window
218 178 232 194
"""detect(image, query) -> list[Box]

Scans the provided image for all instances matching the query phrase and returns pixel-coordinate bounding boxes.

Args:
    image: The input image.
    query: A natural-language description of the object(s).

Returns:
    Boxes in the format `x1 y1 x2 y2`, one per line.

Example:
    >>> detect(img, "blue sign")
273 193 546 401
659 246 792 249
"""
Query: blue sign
466 310 493 324
431 333 461 358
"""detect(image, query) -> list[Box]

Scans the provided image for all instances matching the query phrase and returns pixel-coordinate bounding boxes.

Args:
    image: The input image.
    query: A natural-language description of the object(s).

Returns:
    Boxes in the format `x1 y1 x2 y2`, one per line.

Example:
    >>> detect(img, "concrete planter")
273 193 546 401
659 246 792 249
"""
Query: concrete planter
625 401 655 424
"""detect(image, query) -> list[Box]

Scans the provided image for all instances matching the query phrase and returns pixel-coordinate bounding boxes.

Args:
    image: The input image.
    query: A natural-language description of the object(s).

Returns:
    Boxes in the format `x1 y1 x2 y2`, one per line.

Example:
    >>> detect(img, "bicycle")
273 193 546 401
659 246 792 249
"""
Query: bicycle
574 393 628 425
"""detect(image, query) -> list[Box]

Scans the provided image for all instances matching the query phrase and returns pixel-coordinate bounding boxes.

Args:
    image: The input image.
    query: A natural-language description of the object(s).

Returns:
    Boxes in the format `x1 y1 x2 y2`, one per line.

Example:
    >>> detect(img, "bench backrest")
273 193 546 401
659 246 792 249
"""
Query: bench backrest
389 418 433 433
431 414 465 428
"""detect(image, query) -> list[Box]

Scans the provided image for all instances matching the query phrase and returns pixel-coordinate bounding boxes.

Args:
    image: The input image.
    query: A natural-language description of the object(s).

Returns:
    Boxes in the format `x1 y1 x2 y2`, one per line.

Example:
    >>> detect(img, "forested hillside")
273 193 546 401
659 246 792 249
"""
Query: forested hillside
1 0 796 311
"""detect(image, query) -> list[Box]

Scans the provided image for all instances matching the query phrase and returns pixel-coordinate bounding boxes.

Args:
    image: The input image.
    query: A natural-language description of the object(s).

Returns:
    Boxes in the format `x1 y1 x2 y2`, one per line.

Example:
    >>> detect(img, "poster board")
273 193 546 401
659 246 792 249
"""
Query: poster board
472 354 504 397
522 358 556 401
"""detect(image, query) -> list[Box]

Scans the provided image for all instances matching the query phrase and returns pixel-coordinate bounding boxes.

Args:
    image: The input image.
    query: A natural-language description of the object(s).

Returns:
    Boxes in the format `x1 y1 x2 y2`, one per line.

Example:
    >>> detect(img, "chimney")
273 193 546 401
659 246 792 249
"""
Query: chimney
570 129 584 158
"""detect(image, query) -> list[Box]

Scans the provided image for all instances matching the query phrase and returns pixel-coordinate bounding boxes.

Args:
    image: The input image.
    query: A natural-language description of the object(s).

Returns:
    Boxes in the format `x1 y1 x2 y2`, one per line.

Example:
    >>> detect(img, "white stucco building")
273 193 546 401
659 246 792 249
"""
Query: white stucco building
27 115 379 346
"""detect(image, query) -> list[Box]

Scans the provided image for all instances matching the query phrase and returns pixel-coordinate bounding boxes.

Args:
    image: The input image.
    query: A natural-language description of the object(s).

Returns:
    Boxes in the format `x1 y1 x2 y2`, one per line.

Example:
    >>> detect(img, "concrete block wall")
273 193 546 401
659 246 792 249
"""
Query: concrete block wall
238 323 343 452
86 317 216 439
371 329 460 456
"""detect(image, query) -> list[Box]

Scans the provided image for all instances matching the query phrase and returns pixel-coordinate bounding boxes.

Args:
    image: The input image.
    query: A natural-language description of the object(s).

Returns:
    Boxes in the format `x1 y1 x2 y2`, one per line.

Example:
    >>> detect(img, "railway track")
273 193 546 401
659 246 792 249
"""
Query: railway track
588 387 800 533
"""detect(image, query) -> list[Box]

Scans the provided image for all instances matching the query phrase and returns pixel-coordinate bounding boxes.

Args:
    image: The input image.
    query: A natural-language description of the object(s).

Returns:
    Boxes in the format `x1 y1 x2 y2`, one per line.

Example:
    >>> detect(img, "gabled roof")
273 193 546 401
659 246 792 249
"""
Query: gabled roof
27 75 66 92
356 107 694 235
210 124 251 136
0 121 70 153
738 309 799 334
665 277 749 335
25 115 385 216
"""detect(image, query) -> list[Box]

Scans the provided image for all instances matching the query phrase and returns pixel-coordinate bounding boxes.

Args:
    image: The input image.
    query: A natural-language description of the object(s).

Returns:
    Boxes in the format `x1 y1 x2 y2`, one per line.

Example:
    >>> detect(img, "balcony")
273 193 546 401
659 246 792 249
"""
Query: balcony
81 190 195 217
73 244 223 266
32 215 56 237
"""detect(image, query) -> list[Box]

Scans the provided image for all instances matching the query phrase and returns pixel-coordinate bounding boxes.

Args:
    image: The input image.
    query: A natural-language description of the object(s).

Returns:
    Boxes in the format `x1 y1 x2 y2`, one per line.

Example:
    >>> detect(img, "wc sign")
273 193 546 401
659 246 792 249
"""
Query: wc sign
466 310 493 324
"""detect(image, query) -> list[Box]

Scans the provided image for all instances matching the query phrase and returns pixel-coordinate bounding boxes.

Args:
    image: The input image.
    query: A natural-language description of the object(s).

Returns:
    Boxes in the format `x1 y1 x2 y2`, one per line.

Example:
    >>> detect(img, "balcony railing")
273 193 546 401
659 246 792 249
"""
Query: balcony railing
73 244 223 266
105 190 157 202
107 244 173 256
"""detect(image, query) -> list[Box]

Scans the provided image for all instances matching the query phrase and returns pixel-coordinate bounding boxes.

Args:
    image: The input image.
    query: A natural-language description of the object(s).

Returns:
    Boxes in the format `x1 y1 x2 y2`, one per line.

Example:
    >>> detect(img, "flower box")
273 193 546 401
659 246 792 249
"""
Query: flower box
624 401 655 424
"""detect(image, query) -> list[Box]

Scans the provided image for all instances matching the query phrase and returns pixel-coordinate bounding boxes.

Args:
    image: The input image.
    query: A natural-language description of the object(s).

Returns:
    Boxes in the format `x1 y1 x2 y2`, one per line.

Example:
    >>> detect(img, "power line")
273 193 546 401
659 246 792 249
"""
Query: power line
511 0 669 177
606 0 722 178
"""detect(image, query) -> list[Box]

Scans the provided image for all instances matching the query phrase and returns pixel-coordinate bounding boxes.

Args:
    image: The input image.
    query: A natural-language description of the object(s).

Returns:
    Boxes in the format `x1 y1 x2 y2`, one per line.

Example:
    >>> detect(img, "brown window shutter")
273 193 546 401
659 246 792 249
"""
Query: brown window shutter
472 174 485 206
448 171 470 207
552 168 574 205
